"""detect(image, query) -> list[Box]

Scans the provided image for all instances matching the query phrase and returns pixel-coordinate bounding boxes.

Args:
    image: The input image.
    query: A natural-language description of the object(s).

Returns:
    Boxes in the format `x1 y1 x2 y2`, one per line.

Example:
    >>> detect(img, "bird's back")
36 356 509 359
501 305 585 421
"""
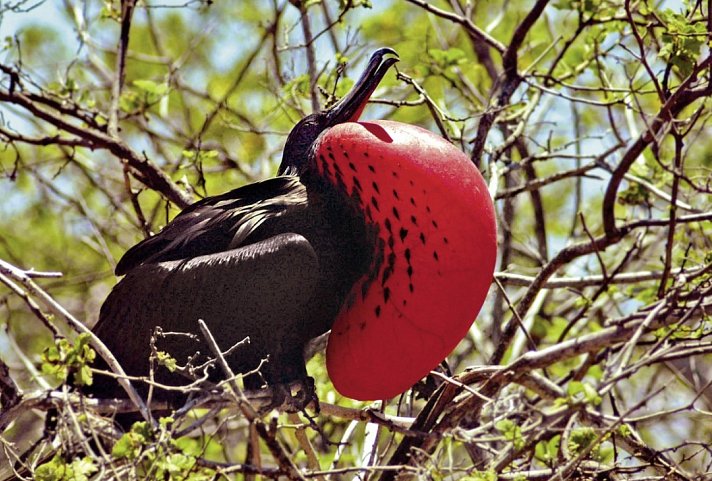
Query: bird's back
90 176 372 401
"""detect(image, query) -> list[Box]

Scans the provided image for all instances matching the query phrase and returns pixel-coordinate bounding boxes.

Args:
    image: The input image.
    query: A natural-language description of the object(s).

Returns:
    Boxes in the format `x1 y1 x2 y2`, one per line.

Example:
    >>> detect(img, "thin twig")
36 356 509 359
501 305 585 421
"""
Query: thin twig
197 319 306 481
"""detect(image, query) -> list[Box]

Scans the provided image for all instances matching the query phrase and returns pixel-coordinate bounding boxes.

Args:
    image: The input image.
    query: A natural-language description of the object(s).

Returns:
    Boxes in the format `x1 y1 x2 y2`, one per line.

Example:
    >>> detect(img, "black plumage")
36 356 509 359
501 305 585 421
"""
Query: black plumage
89 49 398 401
92 177 372 399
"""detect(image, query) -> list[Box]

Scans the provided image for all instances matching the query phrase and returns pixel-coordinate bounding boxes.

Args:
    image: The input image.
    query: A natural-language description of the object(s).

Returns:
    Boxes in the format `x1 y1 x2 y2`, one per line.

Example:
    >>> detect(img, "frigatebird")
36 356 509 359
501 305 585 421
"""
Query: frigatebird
90 48 497 403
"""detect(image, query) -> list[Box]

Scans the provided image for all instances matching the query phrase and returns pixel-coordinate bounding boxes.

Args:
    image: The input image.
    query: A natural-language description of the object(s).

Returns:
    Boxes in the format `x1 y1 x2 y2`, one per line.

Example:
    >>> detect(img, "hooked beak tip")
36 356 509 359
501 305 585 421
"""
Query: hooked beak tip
326 47 399 124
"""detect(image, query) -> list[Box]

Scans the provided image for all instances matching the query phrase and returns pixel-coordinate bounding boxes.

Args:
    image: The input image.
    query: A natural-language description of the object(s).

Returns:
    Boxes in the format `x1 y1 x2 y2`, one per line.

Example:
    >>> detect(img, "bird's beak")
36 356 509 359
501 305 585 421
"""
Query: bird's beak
325 48 399 126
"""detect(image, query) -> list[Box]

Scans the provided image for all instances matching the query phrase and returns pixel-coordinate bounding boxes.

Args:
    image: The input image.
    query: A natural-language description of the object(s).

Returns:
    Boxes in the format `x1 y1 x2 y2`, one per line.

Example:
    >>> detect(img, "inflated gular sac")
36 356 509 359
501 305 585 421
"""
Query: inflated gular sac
319 120 497 400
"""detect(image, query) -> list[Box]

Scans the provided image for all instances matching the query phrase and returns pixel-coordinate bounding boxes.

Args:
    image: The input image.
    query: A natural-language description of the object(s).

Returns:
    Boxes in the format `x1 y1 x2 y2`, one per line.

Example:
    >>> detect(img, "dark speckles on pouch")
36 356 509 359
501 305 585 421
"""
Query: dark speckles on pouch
371 196 380 212
360 321 366 330
328 152 336 161
393 189 400 200
410 215 418 226
363 239 385 294
433 250 440 262
321 159 333 178
334 170 346 191
420 232 426 245
443 236 449 244
432 219 439 228
342 150 349 158
404 247 414 292
375 305 381 318
399 227 408 241
364 205 373 220
368 164 375 173
381 266 393 285
353 177 362 192
381 251 396 285
392 206 400 221
409 196 415 206
348 161 357 172
426 205 432 213
388 236 394 249
351 189 363 209
383 287 391 303
372 181 380 194
387 252 396 269
384 218 392 232
392 171 399 179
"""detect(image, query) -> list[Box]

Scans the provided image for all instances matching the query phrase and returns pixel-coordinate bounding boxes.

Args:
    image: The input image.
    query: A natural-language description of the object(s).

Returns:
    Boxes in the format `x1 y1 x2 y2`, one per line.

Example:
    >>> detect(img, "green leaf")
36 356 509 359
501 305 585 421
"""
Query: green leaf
40 334 96 387
112 433 140 459
159 452 195 474
568 426 597 454
34 455 65 481
429 48 467 73
586 365 603 381
535 435 561 463
619 182 650 206
156 350 178 372
112 421 152 459
495 419 525 450
567 381 602 406
160 416 175 428
568 381 585 397
658 10 706 76
597 443 614 463
552 0 574 10
618 423 632 437
75 365 93 386
34 455 96 481
133 79 169 96
69 457 97 481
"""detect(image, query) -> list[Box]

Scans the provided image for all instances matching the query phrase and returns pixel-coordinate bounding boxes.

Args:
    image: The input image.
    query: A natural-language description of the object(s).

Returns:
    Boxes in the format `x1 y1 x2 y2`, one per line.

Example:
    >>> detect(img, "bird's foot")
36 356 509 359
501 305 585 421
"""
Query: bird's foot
264 377 319 414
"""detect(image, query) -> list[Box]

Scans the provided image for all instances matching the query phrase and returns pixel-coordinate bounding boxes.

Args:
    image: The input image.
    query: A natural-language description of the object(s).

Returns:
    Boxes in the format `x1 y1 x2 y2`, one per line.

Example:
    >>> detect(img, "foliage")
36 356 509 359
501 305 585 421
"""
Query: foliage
34 454 97 481
40 333 96 387
0 0 711 480
108 419 216 480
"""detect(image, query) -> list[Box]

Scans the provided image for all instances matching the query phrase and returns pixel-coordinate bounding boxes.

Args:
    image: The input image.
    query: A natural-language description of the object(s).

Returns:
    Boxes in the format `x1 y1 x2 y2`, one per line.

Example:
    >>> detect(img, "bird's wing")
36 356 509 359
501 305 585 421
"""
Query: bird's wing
115 176 307 275
92 233 320 390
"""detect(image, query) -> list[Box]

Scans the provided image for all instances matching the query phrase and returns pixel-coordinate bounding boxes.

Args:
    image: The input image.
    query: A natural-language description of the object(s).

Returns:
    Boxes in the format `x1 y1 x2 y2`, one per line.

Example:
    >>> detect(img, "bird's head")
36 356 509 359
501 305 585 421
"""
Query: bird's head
278 48 399 176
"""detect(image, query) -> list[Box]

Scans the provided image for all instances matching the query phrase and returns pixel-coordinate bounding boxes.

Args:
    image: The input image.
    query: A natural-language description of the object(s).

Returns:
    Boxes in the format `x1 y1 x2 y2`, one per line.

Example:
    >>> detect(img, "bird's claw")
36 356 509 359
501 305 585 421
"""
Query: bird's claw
262 378 319 414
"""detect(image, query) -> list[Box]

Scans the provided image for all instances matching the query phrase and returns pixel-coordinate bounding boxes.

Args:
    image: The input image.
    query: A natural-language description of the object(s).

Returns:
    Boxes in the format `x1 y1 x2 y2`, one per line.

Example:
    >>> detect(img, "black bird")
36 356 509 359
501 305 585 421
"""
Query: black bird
90 48 497 404
90 49 399 401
